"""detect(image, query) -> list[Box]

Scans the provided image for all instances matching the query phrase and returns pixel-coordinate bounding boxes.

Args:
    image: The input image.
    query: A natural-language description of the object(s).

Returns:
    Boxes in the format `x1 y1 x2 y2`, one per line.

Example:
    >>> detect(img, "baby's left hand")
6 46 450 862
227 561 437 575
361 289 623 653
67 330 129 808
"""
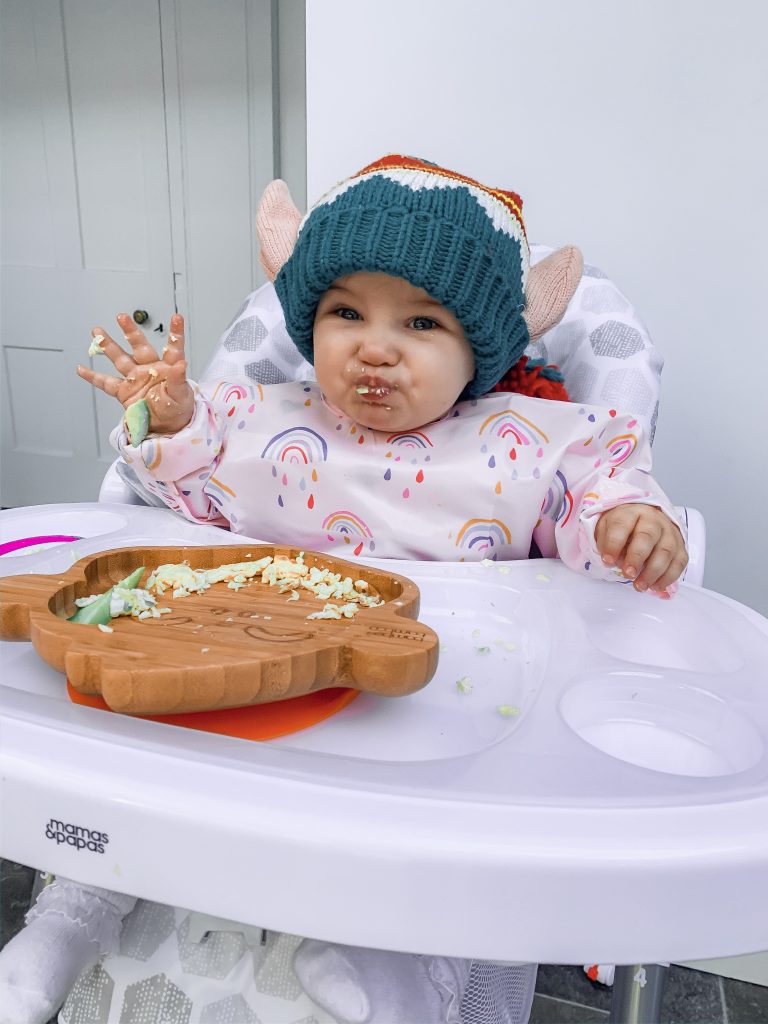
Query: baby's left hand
594 503 688 594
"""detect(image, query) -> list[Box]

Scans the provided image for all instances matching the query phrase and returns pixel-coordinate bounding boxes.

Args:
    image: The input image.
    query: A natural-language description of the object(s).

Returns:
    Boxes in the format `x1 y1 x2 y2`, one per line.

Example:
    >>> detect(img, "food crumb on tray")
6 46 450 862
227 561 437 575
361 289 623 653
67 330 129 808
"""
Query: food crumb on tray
496 704 520 717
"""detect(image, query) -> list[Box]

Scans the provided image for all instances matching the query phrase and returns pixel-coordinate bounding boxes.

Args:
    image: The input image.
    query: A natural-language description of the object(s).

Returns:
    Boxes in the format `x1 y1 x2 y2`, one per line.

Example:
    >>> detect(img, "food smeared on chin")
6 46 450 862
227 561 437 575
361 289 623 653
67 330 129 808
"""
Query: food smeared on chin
124 399 150 446
68 553 384 628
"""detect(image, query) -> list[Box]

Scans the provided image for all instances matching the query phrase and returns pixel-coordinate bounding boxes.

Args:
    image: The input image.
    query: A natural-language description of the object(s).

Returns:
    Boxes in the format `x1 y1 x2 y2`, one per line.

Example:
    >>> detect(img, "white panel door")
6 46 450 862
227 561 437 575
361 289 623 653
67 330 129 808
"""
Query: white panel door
1 0 175 505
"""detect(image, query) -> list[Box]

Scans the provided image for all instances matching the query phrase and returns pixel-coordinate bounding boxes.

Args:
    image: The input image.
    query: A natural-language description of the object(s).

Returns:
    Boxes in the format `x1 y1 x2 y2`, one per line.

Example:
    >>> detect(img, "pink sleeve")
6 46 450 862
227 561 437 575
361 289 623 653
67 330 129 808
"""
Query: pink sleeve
550 409 687 587
110 381 229 527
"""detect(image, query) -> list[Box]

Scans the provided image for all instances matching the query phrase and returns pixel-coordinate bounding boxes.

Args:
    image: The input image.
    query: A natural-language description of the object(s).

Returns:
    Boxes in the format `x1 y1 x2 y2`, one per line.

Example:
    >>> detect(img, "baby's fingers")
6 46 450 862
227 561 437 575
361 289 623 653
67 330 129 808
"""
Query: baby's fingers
116 312 161 364
595 505 638 568
76 363 124 399
161 314 186 365
622 521 664 583
635 534 688 593
164 359 190 403
649 551 689 593
89 327 136 377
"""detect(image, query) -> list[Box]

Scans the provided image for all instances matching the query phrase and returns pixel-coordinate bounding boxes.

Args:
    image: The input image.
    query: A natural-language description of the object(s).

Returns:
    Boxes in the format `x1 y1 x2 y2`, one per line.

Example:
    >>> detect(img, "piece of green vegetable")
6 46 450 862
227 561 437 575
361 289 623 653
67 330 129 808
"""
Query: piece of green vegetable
125 399 150 446
496 704 521 718
68 566 145 625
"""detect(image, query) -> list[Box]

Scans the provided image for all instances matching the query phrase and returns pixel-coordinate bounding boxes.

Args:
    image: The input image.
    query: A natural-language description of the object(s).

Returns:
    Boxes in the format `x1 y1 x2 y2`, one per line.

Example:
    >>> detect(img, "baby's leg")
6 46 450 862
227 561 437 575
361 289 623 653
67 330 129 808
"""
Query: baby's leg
0 877 136 1024
294 939 471 1024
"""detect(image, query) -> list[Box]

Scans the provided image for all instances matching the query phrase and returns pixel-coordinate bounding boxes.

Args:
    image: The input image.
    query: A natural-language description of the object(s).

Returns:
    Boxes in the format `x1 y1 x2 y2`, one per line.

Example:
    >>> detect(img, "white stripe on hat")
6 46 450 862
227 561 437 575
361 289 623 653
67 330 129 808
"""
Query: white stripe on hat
300 168 530 285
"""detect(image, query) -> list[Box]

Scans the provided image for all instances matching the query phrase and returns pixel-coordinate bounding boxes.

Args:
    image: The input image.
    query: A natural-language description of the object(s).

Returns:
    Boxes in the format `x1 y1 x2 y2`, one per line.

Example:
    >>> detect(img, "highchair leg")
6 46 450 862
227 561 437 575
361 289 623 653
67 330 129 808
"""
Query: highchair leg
608 963 667 1023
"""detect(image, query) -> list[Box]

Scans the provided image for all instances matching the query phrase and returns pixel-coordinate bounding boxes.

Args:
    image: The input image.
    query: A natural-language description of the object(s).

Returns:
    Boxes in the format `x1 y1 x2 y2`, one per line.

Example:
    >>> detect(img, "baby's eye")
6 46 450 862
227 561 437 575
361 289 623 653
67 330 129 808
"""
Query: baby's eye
335 307 361 321
410 316 439 331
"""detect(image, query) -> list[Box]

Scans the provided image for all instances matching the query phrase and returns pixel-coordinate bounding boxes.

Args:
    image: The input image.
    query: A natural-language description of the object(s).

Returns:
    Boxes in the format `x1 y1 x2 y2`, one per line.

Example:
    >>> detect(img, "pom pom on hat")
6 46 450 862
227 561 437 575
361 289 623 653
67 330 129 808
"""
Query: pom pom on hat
274 155 532 397
490 356 570 402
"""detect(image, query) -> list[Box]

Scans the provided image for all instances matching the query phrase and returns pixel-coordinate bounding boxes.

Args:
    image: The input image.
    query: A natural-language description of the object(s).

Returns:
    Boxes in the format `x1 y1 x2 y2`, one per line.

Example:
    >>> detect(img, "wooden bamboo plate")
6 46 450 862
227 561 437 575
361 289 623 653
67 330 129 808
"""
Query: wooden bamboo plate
0 544 439 715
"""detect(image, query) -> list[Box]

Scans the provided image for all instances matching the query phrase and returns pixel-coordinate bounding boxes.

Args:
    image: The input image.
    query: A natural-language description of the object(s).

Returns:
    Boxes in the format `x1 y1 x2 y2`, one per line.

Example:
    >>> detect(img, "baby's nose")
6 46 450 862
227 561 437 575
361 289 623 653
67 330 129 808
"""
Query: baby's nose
357 330 399 365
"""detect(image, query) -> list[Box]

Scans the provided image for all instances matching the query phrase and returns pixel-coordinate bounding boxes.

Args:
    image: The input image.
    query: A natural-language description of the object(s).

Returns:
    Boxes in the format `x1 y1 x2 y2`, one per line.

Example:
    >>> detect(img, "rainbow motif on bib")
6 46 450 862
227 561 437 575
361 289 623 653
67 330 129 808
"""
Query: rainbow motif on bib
581 491 600 510
478 408 549 446
606 433 638 467
540 471 574 526
224 383 248 402
322 511 375 554
206 476 236 508
385 430 434 449
141 439 163 473
211 381 263 404
455 518 512 554
261 426 328 463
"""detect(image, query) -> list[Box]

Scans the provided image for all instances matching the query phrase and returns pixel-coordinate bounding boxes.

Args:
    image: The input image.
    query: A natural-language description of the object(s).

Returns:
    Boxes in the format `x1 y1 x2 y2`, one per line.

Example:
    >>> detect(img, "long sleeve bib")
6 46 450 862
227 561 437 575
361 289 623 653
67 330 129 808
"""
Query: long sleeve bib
115 380 683 582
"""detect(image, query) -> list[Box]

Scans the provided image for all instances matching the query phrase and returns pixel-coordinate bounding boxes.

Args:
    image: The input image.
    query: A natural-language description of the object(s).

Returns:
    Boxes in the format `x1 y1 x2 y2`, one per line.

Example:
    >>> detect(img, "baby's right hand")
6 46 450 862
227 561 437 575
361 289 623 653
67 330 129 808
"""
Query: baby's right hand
76 312 194 435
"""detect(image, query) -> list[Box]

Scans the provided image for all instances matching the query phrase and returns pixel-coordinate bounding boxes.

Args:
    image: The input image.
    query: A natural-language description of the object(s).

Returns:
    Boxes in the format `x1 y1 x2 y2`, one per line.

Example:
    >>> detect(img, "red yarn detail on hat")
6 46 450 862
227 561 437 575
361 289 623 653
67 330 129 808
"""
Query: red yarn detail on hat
354 154 526 238
488 356 570 402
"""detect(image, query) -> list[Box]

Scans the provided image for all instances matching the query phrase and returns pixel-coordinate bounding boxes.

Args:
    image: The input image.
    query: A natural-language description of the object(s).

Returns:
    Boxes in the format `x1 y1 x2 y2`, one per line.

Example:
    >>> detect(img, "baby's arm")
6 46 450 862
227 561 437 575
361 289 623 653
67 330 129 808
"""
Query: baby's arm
551 409 688 595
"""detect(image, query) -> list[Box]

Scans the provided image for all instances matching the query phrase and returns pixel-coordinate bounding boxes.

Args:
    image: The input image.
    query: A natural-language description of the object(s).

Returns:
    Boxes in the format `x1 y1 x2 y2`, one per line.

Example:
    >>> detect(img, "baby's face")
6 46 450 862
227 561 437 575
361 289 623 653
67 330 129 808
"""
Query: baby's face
312 273 475 431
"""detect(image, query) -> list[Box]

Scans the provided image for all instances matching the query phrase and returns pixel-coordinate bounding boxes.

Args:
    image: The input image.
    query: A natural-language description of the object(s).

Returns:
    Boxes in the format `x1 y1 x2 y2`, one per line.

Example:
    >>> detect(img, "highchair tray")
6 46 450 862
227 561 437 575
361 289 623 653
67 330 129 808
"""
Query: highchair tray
0 544 437 714
1 503 768 964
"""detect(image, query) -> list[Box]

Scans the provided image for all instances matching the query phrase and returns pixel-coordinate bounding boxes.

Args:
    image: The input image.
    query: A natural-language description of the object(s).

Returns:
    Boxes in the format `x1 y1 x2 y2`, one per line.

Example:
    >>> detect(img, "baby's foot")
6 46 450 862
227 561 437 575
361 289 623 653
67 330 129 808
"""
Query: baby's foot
0 913 100 1024
294 940 471 1024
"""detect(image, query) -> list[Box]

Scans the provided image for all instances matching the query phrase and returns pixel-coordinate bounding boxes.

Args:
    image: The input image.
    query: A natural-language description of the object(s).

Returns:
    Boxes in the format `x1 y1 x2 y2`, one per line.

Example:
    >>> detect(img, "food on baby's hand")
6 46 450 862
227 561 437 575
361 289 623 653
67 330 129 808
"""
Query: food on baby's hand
68 566 147 625
88 334 106 356
124 399 150 446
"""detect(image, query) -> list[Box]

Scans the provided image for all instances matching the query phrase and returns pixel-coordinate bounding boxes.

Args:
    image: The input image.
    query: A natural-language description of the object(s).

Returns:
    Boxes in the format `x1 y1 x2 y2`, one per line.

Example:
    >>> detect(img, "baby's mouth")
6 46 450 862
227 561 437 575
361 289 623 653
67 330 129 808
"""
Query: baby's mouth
354 375 394 400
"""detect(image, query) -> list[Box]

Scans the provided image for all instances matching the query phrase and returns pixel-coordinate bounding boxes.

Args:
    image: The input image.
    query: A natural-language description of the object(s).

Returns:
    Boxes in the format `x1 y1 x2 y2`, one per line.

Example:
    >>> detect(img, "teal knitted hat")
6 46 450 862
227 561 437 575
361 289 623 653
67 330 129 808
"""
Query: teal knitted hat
273 154 531 397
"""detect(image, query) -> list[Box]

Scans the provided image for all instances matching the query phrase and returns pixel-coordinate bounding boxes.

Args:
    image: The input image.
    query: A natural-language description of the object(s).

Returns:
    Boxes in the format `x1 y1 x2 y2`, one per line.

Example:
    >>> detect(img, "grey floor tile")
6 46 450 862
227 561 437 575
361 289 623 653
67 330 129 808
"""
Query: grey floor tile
722 976 768 1023
536 965 612 1012
659 964 724 1023
535 963 729 1023
0 858 36 946
530 993 609 1023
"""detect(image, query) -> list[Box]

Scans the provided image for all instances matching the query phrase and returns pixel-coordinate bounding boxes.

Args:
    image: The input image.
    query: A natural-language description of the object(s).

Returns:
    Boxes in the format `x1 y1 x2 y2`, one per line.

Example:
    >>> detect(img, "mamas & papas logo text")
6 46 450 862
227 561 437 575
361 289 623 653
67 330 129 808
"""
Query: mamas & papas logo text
45 818 109 854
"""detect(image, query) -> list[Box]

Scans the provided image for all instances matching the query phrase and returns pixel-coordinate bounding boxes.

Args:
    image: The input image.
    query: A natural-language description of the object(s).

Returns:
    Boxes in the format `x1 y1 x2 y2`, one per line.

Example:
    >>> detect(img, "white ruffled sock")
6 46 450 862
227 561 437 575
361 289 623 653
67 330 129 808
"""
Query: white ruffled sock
0 878 137 1024
294 940 471 1024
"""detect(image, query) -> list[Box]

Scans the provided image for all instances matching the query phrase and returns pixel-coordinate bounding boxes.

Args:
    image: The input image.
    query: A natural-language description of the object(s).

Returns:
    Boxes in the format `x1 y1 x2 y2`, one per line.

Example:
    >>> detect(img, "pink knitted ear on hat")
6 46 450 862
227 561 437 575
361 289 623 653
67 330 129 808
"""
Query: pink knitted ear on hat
522 245 584 339
256 180 303 281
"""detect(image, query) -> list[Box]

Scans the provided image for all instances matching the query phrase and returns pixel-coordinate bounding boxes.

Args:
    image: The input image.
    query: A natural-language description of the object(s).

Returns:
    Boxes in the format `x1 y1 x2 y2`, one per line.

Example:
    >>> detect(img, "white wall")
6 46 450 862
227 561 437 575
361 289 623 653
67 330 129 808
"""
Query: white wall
305 0 768 616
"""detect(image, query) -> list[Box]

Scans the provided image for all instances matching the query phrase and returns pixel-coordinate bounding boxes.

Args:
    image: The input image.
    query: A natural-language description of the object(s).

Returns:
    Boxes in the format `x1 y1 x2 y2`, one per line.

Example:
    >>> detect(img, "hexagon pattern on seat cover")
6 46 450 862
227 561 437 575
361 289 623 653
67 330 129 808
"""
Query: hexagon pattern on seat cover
59 902 336 1022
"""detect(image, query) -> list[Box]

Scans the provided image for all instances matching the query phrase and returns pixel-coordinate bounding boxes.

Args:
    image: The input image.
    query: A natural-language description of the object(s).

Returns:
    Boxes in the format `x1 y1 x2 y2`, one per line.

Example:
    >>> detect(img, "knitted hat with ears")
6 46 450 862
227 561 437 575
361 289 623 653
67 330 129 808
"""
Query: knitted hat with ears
257 155 583 397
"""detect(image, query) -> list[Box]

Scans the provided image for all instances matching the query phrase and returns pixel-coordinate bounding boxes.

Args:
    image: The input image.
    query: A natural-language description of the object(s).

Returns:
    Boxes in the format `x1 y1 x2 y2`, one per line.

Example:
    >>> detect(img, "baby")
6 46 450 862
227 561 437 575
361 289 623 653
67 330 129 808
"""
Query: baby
1 155 687 1023
81 154 685 588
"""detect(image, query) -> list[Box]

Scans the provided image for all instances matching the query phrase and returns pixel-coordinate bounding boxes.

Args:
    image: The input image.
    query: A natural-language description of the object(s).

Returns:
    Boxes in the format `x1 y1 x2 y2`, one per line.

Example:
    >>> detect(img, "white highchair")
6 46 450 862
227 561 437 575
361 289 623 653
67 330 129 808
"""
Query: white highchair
90 247 705 1024
1 248 709 1024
